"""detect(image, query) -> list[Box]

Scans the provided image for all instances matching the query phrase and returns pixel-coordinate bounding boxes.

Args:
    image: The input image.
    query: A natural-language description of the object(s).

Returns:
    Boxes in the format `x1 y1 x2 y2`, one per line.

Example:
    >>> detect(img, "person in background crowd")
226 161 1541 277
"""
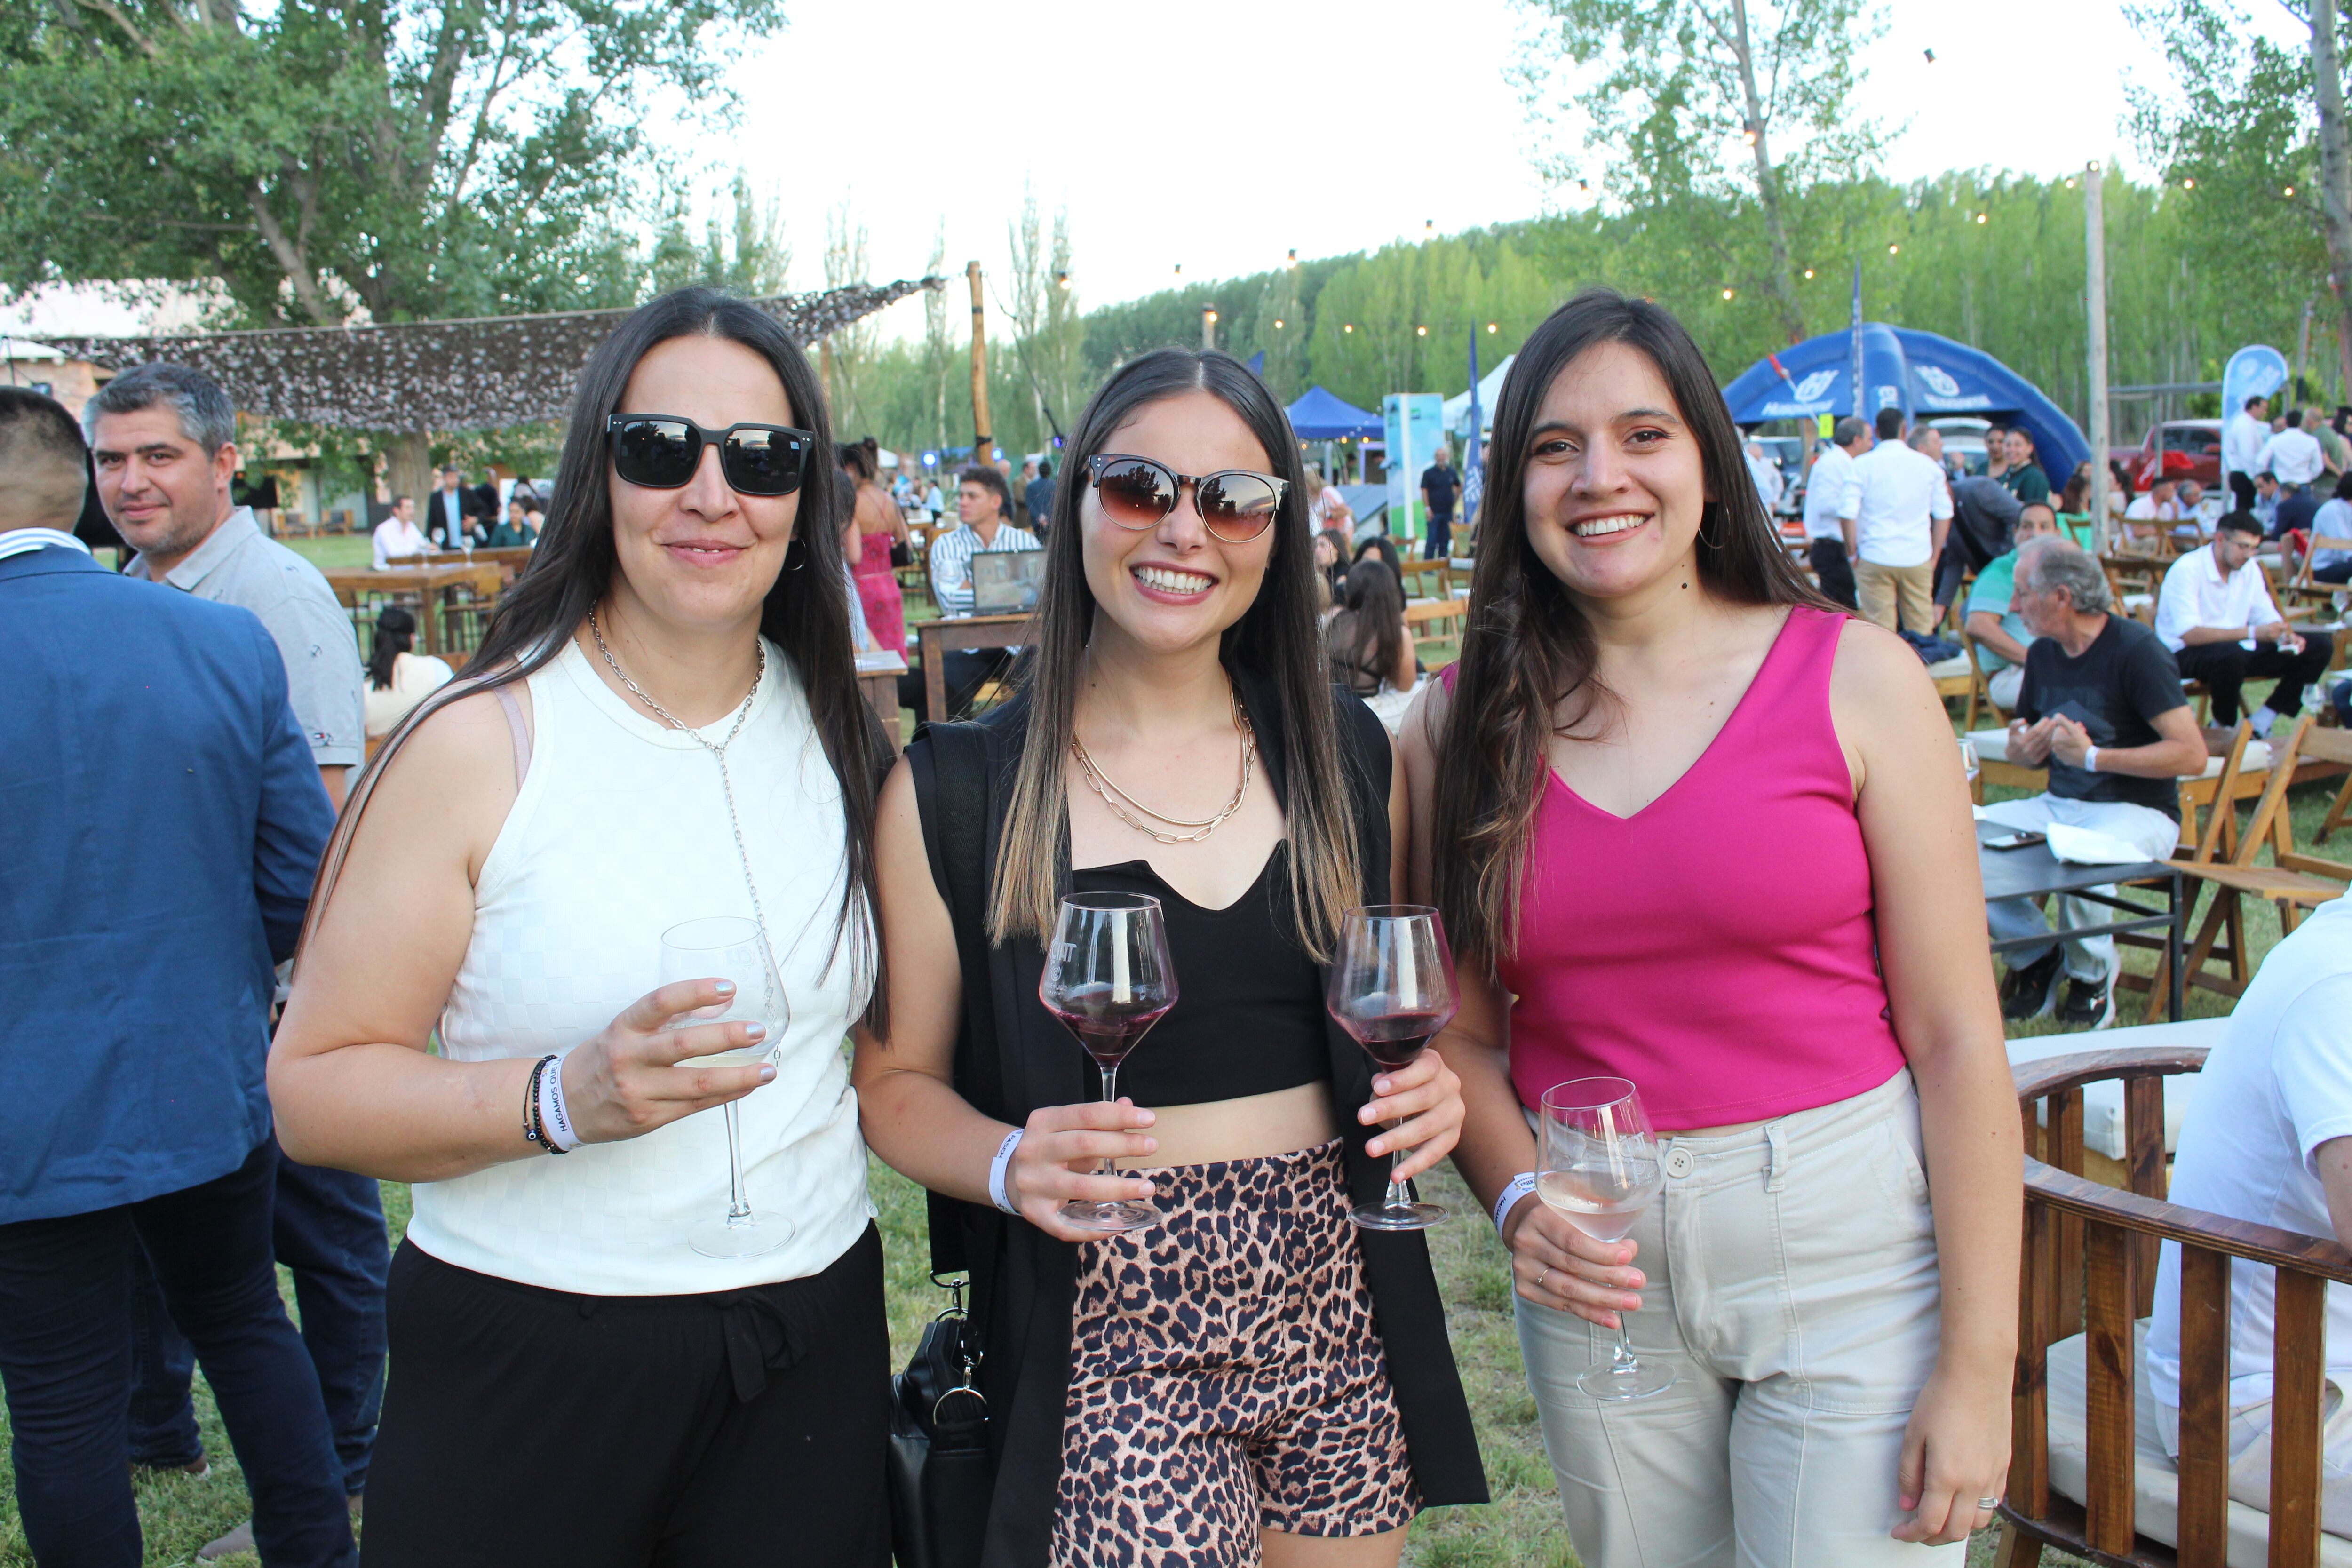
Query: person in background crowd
1989 536 2207 1027
842 437 909 656
2309 406 2348 479
856 347 1485 1567
1353 530 1404 584
485 496 536 547
0 387 355 1568
2310 470 2352 584
920 469 946 514
1312 526 1349 611
2124 476 2180 546
2157 510 2333 736
890 464 915 508
1421 442 1461 560
839 473 876 653
1963 501 2060 712
2275 467 2322 546
1983 421 2011 482
2252 470 2283 536
426 467 477 548
1803 415 1871 609
2145 894 2352 1531
898 463 1042 719
2225 394 2272 513
1412 290 2018 1564
1998 427 2050 507
1935 472 2023 612
363 605 453 740
1326 556 1415 699
1745 438 1786 515
372 495 431 569
1015 456 1040 526
2055 463 2102 546
2177 479 2219 536
1305 461 1355 535
269 288 892 1566
85 361 387 1552
2258 408 2326 499
1025 456 1056 538
1843 408 1953 636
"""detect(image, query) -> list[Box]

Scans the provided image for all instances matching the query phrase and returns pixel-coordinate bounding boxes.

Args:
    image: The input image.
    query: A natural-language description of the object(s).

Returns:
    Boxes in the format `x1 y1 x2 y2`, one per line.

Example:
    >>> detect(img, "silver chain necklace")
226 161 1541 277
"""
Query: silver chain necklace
586 605 776 959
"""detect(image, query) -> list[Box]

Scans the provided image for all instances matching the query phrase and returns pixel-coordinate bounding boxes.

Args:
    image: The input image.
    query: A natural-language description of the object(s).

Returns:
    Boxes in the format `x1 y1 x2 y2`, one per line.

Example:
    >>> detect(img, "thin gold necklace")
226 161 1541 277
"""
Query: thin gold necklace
1069 688 1256 844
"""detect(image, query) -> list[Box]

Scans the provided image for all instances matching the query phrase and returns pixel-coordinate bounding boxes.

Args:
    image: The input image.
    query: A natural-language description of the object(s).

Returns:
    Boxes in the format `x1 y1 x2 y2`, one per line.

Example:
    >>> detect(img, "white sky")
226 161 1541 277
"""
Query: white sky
3 0 2308 340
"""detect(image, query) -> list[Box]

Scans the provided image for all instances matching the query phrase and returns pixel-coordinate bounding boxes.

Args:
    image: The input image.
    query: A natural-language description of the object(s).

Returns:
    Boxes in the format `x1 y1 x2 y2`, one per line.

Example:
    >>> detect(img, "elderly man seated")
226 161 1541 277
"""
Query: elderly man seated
1963 499 2060 712
2146 896 2352 1534
2158 509 2334 738
1986 536 2209 1027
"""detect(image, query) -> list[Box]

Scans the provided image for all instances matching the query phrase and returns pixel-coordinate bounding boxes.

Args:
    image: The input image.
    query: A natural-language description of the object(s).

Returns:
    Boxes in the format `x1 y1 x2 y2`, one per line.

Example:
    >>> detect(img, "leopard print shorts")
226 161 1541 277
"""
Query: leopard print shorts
1050 1138 1419 1568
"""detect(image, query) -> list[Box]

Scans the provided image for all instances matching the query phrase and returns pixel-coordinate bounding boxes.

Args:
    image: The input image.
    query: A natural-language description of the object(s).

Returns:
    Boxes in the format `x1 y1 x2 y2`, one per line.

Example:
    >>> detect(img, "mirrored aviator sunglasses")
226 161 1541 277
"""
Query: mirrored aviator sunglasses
1086 454 1287 543
606 414 812 497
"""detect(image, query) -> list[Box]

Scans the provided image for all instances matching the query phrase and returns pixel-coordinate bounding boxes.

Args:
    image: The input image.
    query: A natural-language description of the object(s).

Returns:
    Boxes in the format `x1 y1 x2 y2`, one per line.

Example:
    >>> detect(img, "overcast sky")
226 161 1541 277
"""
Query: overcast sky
4 0 2308 340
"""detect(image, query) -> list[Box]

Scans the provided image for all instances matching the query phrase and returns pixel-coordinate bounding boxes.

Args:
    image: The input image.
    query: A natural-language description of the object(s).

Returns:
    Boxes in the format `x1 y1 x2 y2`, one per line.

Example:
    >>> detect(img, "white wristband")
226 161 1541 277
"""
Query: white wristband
2083 744 2099 775
988 1128 1025 1215
1494 1171 1539 1235
538 1048 582 1153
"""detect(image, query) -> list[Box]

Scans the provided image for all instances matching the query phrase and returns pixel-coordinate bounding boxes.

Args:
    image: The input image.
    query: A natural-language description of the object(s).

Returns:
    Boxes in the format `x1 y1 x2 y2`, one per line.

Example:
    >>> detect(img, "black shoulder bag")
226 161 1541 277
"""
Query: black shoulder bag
887 720 1002 1568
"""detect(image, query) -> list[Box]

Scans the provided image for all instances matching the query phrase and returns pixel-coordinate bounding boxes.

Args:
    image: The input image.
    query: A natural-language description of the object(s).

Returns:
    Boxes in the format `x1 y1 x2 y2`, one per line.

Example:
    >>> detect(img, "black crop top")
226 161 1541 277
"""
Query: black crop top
1068 844 1331 1106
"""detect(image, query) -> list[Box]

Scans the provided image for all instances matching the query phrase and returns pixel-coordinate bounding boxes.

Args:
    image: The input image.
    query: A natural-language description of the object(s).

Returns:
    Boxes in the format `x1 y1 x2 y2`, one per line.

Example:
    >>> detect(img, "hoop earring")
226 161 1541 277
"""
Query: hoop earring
1697 502 1724 551
781 537 809 572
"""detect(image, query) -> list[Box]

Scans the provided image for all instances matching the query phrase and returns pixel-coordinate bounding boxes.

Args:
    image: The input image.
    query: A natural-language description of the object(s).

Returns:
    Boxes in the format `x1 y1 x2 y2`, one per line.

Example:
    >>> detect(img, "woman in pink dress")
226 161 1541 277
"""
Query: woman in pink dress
841 438 908 655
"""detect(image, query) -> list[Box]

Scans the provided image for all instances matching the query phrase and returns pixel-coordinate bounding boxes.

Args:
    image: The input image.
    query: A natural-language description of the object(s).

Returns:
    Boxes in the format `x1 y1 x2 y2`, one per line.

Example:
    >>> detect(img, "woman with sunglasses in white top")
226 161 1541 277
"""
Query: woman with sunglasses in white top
270 290 892 1568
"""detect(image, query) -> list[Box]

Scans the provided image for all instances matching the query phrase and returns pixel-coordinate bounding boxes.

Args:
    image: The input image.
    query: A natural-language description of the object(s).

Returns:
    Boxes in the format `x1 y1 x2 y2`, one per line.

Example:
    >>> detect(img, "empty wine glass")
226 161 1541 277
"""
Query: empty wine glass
659 915 791 1259
1959 737 1980 789
1039 892 1176 1234
1327 905 1459 1231
1538 1077 1676 1401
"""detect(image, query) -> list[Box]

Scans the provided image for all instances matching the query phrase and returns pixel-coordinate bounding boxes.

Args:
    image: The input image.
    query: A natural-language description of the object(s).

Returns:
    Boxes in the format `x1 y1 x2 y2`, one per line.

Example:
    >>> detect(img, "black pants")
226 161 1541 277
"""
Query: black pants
2315 559 2352 584
0 1140 355 1568
2229 471 2257 514
1809 537 1859 610
130 1142 389 1493
362 1226 890 1568
2174 630 2336 725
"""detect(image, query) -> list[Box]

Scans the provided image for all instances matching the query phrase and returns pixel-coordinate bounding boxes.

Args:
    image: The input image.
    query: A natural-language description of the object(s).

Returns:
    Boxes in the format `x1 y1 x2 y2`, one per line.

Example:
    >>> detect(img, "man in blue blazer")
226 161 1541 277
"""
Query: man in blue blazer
0 388 356 1568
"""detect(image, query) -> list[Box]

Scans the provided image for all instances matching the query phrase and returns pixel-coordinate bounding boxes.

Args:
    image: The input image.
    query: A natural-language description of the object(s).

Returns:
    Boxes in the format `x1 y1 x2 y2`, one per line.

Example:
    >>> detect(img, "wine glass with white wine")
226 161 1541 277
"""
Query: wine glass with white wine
659 915 791 1259
1538 1076 1676 1401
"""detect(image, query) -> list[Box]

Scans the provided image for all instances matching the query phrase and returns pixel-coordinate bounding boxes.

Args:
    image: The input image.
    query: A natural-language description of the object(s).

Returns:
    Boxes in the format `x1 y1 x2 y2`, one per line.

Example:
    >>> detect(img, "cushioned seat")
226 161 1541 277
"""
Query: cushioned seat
1966 728 2266 780
2007 1017 2226 1160
2047 1323 2352 1567
1925 654 1973 680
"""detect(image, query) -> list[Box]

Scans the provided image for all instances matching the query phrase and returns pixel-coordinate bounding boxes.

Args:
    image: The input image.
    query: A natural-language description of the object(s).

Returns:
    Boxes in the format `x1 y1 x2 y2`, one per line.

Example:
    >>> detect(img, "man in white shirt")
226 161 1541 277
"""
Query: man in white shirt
1841 408 1952 635
2124 478 2179 525
2145 896 2352 1536
370 495 430 570
897 464 1041 718
2258 409 2327 496
2156 511 2334 735
1801 417 1870 609
2224 393 2272 512
1743 438 1785 514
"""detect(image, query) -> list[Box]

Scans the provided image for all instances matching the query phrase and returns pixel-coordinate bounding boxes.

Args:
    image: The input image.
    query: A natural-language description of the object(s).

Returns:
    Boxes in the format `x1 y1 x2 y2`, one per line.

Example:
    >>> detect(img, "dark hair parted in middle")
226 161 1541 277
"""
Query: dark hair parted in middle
1430 287 1828 970
987 347 1362 959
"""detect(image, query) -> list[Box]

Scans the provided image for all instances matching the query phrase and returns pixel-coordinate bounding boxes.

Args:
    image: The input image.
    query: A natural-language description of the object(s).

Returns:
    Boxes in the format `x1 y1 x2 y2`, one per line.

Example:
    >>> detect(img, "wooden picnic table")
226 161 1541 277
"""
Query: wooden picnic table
386 546 536 577
916 613 1031 722
323 563 507 657
855 650 908 756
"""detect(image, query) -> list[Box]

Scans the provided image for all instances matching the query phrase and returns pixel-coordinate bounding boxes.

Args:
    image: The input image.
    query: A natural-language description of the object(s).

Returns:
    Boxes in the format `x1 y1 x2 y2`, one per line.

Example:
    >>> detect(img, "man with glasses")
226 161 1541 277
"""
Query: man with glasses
2157 510 2333 738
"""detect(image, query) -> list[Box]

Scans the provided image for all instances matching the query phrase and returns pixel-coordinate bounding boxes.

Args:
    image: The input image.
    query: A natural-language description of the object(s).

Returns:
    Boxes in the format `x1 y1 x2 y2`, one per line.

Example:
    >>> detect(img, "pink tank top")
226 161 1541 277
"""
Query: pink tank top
1494 605 1905 1129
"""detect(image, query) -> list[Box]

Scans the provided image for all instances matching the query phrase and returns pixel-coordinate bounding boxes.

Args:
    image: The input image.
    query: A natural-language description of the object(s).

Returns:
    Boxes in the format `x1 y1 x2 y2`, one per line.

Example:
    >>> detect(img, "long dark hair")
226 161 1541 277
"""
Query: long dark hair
988 348 1361 960
307 288 883 1017
367 605 416 691
1430 288 1828 969
1328 558 1405 688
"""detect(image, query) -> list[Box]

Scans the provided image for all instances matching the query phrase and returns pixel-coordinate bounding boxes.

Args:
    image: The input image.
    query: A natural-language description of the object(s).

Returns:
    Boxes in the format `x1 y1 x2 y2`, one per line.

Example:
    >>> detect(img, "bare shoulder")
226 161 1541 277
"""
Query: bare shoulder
1828 613 1940 711
1399 672 1452 766
353 679 528 873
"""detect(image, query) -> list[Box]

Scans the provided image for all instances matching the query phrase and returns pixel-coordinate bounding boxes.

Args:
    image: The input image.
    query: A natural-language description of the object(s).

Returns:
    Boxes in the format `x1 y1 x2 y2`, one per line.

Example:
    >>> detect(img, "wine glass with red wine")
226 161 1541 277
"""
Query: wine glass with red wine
1326 904 1458 1231
1038 891 1177 1234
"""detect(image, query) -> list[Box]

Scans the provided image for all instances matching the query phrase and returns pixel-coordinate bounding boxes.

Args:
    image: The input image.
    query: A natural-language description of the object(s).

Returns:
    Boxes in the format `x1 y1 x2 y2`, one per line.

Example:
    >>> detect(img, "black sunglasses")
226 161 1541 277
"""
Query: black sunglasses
606 414 813 497
1086 454 1287 542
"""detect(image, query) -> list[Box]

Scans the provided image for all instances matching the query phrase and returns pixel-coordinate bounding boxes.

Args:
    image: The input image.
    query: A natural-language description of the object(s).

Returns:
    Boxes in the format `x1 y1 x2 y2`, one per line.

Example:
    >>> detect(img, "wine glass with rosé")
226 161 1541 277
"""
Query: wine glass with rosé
1538 1076 1676 1401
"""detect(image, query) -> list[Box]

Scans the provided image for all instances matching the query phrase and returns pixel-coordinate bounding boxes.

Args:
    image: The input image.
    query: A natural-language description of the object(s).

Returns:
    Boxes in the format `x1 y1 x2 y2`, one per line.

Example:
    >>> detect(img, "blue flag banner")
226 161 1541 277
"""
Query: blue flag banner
1461 329 1484 539
1246 350 1265 376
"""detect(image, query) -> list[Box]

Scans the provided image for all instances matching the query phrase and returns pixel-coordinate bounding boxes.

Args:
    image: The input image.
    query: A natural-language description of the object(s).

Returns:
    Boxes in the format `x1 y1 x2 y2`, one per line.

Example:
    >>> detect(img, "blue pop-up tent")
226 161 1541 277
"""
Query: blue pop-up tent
1286 385 1383 440
1721 323 2090 481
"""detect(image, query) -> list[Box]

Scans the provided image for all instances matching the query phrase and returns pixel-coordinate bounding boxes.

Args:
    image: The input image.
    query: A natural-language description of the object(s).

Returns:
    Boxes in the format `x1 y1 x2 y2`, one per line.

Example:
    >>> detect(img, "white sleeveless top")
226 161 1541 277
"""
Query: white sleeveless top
410 635 874 1295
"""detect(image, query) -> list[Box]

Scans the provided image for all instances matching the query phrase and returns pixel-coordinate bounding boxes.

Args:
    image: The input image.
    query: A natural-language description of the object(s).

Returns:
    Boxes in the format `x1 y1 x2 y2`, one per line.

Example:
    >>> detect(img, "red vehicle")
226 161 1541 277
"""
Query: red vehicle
2119 420 2223 493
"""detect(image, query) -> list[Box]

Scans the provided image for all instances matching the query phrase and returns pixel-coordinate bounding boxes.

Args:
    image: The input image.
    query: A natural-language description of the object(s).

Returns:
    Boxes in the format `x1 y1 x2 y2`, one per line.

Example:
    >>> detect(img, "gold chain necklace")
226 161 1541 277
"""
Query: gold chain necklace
1070 690 1256 845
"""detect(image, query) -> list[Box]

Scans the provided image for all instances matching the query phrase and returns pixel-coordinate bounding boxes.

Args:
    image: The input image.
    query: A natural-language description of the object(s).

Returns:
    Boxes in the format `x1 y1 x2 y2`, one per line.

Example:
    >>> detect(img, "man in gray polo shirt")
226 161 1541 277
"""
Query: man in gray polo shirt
86 363 387 1545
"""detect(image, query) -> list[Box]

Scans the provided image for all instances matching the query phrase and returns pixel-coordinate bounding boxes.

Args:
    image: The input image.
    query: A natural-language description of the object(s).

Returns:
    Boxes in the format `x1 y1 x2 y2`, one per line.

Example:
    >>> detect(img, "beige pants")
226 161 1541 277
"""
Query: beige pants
1855 558 1936 635
2156 1386 2352 1537
1515 1069 1961 1568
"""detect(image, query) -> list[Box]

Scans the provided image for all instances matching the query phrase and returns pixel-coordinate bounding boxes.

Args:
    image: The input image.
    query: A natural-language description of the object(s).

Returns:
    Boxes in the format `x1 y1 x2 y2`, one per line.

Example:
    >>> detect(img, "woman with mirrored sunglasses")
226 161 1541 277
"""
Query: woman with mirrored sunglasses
854 349 1486 1568
270 288 893 1568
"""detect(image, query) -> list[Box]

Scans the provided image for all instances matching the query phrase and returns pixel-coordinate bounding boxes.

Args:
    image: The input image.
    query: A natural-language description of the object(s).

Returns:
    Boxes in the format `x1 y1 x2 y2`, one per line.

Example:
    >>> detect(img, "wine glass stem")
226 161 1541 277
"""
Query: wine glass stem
1383 1122 1410 1208
1095 1062 1120 1181
723 1099 752 1223
1612 1321 1638 1370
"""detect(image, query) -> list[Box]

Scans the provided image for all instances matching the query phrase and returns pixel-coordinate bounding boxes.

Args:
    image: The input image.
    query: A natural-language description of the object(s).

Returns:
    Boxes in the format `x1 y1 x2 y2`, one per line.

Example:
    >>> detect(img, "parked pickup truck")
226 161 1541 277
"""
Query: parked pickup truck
2120 420 2223 493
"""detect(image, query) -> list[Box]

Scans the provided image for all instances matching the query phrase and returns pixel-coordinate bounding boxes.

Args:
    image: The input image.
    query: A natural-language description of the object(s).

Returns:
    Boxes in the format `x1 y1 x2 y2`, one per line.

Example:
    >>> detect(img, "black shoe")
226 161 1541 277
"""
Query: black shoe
1999 949 2064 1020
2058 969 2117 1030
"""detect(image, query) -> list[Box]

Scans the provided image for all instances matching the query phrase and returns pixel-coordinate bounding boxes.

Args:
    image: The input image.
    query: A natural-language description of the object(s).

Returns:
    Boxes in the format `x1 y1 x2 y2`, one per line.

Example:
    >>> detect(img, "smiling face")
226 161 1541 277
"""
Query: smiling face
1079 390 1277 661
605 333 800 637
2004 429 2034 468
1518 339 1710 604
89 406 237 569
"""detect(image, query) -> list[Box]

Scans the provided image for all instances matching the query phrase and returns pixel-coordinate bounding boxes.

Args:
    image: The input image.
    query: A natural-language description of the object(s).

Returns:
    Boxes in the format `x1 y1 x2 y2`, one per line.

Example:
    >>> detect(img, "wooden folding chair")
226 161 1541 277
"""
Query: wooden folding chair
2271 725 2352 885
2280 532 2352 615
2311 725 2352 857
1404 597 1467 666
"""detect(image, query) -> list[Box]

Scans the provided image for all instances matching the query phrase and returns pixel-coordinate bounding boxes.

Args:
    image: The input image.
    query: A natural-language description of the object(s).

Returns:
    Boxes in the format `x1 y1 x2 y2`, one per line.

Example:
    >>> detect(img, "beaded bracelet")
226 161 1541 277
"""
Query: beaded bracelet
522 1054 564 1154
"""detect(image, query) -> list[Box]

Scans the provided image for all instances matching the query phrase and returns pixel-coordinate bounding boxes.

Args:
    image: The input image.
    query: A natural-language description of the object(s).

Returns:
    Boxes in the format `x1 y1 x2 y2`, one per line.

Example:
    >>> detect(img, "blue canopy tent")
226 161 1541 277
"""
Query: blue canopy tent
1721 323 2090 482
1286 385 1383 440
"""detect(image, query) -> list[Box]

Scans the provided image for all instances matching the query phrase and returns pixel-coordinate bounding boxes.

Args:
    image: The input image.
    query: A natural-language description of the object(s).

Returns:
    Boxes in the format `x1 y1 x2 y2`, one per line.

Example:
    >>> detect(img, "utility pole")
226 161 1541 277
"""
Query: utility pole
967 261 991 470
2085 161 2112 549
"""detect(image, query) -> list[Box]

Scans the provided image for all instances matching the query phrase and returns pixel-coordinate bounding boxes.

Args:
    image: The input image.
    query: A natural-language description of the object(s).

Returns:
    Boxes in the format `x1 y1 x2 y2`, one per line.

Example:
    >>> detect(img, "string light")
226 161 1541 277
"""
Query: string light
2286 185 2297 196
1486 322 1498 333
1273 318 1285 329
1721 288 1735 300
1975 212 1988 224
1173 263 1183 278
2183 177 2195 190
1286 248 1297 267
1343 323 1354 334
1888 243 1900 254
1415 325 1428 336
1055 271 1071 289
1804 268 1815 279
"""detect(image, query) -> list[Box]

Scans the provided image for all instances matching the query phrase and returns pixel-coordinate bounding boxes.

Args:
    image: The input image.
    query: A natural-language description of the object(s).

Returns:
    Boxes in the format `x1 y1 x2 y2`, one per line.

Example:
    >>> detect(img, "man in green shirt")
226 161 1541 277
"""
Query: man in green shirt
1999 428 2051 507
1963 500 2061 712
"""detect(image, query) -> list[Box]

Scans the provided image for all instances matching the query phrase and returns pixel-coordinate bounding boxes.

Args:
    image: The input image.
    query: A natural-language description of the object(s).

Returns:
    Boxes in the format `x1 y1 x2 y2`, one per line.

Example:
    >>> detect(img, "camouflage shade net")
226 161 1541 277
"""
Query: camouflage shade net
28 279 940 432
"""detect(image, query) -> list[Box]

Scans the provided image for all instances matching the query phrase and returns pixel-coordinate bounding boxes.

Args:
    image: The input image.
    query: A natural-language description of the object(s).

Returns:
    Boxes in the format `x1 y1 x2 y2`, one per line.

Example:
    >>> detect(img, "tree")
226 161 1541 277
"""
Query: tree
0 0 789 498
823 200 877 435
2128 0 2351 396
1003 188 1083 447
1512 0 1888 343
647 175 791 300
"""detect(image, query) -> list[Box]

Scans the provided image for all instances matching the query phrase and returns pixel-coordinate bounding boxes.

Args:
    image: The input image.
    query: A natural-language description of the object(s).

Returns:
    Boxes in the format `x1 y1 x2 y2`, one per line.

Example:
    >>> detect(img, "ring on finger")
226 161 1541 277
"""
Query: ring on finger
1537 1265 1552 1293
1976 1496 2003 1512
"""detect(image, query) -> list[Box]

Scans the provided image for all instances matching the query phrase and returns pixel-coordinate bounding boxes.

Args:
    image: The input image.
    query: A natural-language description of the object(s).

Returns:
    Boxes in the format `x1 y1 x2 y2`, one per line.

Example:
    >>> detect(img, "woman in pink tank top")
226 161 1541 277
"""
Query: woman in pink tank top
1400 291 2020 1568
